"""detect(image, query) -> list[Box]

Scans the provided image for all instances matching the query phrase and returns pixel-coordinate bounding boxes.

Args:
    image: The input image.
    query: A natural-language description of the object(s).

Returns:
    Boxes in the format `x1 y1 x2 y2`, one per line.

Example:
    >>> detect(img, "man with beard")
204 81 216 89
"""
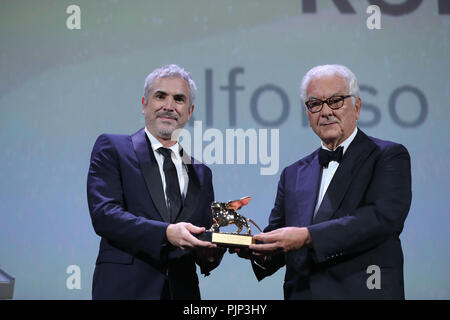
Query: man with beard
87 64 223 299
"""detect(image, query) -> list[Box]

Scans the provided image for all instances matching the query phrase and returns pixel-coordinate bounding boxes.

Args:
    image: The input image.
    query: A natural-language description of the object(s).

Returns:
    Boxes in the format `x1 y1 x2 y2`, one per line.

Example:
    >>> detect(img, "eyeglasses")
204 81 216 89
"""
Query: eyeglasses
305 95 355 113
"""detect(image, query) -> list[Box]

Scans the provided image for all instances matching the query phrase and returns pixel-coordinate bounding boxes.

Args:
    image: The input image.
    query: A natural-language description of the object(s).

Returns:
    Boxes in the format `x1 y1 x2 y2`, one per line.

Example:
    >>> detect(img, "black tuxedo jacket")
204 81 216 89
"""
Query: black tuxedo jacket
253 129 412 299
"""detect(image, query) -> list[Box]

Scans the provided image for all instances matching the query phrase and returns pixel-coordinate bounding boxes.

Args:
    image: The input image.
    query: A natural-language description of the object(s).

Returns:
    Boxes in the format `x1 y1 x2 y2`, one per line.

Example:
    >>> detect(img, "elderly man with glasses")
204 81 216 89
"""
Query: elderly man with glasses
241 64 412 299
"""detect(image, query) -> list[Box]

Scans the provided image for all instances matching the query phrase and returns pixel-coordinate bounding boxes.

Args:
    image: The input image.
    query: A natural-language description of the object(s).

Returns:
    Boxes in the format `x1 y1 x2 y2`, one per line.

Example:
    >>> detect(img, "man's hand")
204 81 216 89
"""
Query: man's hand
249 227 312 254
166 222 216 250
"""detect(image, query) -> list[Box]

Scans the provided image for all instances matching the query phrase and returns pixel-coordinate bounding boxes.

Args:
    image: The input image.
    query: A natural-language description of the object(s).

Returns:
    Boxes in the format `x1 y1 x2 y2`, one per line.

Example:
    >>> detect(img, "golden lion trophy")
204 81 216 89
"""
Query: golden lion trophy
200 196 262 247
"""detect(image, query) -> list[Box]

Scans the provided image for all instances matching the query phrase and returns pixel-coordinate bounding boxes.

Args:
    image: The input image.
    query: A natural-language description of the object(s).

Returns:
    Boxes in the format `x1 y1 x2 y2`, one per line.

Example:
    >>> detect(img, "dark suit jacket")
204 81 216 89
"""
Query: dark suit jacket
253 129 412 299
87 128 217 299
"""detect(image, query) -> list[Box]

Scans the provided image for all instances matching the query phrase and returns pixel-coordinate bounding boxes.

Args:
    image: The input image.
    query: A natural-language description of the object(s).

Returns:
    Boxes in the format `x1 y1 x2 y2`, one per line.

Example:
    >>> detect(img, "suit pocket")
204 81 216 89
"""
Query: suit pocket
96 249 134 265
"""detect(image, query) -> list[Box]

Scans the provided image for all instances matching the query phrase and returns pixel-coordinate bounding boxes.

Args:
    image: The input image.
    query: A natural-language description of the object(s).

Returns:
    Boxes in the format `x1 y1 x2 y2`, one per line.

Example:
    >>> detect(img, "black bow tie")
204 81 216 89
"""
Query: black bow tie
318 146 343 168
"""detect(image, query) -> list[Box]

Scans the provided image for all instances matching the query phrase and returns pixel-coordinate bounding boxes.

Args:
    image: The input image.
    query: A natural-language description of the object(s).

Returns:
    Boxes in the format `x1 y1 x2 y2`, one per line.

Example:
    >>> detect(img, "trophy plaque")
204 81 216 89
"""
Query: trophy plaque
200 196 262 247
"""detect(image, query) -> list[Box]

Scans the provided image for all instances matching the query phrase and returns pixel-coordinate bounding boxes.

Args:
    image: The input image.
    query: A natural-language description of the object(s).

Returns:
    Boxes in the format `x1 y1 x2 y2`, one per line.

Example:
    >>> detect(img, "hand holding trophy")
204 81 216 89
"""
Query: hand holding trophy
200 196 262 247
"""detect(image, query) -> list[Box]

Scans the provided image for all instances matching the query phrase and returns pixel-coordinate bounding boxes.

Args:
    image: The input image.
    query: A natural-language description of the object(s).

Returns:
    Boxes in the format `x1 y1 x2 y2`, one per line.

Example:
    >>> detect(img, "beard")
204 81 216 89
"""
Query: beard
146 111 181 140
157 125 175 139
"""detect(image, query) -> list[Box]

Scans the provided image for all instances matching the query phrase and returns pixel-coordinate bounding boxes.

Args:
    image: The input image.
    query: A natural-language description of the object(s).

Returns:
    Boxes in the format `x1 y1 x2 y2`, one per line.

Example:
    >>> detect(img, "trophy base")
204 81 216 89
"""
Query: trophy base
199 231 255 247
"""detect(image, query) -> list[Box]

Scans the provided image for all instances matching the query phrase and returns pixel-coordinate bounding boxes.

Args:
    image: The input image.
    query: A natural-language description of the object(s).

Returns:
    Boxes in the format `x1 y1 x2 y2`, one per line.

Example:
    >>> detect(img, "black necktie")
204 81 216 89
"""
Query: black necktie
318 146 343 168
158 147 182 222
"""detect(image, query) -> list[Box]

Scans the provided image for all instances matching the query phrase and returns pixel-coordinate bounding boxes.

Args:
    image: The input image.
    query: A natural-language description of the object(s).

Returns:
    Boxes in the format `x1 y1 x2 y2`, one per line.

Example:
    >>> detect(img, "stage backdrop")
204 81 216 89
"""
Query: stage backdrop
1 0 449 299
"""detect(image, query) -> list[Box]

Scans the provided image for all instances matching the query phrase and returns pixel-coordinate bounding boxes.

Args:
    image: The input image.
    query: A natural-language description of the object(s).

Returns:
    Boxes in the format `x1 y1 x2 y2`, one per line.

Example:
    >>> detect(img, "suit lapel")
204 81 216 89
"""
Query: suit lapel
295 151 322 227
131 129 170 223
313 129 376 224
174 152 201 223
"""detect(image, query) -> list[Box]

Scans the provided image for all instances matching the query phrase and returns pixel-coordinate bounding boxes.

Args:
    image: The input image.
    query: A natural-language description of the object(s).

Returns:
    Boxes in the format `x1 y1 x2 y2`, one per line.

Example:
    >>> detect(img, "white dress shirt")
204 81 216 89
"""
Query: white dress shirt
313 127 358 217
145 128 189 203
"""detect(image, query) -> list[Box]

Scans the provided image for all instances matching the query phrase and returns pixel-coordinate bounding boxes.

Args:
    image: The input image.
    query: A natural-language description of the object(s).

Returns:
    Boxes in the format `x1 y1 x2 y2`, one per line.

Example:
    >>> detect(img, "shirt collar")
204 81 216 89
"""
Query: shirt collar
144 127 182 159
321 126 358 155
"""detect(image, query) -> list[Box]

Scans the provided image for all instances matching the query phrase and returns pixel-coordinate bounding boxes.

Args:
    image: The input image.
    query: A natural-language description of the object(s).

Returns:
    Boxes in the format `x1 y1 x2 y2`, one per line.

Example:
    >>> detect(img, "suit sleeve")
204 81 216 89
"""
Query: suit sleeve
251 168 287 281
196 167 226 276
87 134 169 261
307 143 412 264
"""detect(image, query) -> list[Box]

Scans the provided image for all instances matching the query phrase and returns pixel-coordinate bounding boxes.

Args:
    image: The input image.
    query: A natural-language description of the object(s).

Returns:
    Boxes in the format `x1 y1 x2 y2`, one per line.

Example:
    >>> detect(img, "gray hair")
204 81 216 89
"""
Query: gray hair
299 64 360 103
142 64 197 107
